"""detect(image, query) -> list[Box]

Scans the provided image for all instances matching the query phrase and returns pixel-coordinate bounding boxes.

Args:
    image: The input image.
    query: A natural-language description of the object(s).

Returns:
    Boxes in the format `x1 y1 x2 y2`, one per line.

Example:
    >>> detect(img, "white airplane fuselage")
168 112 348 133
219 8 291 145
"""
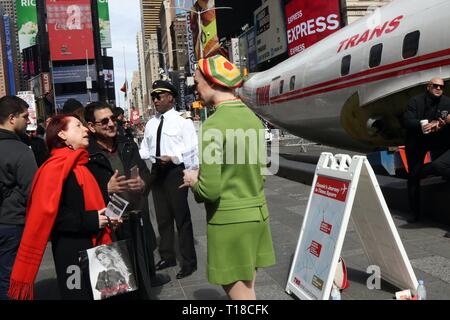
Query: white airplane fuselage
239 0 450 151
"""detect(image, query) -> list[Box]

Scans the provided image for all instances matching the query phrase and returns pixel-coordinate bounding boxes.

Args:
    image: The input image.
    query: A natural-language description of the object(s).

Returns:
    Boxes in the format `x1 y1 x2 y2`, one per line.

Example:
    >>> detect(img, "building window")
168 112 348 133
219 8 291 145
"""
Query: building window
279 80 284 95
403 31 420 59
369 44 383 68
341 55 351 76
290 76 296 91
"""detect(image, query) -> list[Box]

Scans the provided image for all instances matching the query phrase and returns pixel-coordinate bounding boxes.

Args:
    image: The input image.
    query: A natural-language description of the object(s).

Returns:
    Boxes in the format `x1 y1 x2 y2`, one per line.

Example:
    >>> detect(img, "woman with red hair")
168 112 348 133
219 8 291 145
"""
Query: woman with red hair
8 114 120 300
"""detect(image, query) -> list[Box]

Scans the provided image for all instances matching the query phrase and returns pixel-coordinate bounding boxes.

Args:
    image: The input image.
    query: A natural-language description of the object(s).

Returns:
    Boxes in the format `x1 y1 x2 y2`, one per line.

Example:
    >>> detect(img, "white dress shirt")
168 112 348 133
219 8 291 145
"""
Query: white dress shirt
139 108 199 167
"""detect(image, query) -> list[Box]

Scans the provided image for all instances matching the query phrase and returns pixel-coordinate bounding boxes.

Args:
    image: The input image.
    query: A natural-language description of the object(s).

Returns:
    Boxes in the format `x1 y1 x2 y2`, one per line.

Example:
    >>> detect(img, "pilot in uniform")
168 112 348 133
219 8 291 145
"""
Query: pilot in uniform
139 80 198 279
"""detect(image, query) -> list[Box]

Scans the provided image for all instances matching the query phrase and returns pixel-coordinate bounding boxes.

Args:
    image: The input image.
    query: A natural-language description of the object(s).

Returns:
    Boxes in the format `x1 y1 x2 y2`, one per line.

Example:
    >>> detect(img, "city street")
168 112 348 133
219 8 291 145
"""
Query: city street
33 153 450 300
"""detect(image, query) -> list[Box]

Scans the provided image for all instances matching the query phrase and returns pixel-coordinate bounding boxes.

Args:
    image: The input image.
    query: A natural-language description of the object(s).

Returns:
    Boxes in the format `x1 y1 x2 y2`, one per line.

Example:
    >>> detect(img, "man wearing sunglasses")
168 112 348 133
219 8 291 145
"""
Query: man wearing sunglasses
139 80 198 280
84 102 170 297
403 78 450 224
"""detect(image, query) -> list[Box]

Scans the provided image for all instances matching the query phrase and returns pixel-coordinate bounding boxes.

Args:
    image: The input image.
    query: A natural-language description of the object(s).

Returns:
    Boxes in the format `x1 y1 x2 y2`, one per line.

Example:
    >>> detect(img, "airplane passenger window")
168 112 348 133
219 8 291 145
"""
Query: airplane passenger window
341 55 351 76
369 44 383 68
290 76 296 91
279 80 284 95
403 31 420 59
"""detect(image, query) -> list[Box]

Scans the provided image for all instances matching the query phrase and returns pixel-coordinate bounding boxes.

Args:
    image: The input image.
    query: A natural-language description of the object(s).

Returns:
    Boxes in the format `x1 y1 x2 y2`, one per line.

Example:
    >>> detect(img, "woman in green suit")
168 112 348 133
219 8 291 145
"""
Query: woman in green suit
182 55 276 300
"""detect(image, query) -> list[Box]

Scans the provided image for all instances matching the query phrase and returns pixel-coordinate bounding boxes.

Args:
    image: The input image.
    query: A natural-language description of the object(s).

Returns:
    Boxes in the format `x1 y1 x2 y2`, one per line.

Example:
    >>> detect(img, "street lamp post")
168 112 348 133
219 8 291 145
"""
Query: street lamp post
167 6 232 59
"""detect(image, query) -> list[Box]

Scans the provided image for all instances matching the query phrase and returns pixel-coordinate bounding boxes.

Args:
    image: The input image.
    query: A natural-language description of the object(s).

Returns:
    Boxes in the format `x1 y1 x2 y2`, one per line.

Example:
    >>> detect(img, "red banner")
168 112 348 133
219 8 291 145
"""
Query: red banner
46 0 95 61
314 176 349 202
285 0 341 56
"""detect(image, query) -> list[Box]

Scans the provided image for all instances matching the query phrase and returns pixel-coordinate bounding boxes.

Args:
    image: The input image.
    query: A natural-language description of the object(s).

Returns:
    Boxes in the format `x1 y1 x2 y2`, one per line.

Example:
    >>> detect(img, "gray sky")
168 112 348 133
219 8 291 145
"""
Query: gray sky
108 0 141 109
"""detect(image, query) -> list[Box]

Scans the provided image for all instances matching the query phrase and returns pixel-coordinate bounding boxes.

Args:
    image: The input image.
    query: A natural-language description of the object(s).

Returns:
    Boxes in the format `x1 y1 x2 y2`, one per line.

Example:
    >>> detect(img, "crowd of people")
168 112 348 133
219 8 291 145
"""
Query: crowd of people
0 55 276 301
3 55 449 301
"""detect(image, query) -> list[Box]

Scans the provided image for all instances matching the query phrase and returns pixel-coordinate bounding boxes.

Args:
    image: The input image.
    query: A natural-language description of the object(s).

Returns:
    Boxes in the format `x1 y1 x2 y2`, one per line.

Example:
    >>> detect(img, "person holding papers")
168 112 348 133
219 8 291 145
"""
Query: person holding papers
9 114 118 300
139 80 198 280
84 102 170 297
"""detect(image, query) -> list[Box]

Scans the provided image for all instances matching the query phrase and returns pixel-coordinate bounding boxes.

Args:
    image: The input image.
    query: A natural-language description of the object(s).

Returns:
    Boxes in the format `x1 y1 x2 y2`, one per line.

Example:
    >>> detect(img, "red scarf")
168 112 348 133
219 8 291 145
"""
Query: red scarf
8 147 112 300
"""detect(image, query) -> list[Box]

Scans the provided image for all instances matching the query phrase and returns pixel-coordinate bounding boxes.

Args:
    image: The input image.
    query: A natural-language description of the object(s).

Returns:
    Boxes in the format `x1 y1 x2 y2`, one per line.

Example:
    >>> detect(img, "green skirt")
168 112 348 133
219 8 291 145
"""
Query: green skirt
206 205 276 285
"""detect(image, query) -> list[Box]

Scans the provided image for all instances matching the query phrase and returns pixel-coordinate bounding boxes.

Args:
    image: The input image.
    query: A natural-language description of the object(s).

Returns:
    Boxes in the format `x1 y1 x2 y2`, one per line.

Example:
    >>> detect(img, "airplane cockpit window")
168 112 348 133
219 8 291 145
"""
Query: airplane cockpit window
341 55 351 76
403 31 420 59
279 80 284 95
369 44 383 68
290 76 296 91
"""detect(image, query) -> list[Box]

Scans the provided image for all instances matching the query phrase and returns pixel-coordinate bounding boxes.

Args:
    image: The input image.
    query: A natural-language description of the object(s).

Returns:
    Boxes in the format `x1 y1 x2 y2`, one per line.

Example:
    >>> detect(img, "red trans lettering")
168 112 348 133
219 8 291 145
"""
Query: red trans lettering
337 15 404 53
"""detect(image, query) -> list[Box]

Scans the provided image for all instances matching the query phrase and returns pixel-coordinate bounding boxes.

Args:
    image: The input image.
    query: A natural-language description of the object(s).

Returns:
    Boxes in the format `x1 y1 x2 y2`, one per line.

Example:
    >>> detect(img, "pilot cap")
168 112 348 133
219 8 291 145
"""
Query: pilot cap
151 80 178 97
198 55 243 89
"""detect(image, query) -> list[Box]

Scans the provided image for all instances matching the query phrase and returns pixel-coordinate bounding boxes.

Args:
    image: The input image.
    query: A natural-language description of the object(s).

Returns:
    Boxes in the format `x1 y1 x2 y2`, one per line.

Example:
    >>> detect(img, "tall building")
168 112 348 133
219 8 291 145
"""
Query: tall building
0 15 8 97
170 14 188 71
146 34 160 84
345 0 393 24
159 0 176 72
136 31 148 111
140 0 164 41
131 70 143 115
0 0 23 93
144 33 160 115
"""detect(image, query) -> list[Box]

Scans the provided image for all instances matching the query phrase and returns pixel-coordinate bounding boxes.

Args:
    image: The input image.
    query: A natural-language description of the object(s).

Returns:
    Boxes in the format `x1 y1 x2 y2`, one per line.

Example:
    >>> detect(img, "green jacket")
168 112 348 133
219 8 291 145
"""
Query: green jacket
192 99 269 224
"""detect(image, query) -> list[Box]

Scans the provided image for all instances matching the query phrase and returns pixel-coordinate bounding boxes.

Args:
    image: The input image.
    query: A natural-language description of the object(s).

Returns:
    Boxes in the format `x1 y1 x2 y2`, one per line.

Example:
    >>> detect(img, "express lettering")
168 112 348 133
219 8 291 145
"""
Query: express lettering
288 10 303 24
287 14 340 44
337 15 404 53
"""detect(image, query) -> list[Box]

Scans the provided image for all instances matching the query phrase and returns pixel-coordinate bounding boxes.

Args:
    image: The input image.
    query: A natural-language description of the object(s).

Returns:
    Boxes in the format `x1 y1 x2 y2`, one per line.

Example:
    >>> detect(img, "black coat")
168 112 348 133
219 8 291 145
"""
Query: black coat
86 135 157 299
403 92 450 150
51 171 100 300
0 129 37 225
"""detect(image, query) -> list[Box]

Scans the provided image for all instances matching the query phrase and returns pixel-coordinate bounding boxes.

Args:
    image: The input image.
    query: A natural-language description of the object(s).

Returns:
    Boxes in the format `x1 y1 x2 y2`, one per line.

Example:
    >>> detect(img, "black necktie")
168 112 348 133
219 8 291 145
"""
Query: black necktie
156 115 164 157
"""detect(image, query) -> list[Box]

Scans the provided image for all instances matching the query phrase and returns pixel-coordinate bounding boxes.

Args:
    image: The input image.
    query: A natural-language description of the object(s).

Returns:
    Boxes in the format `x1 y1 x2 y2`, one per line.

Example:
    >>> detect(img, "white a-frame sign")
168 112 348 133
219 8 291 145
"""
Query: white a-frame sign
286 153 418 300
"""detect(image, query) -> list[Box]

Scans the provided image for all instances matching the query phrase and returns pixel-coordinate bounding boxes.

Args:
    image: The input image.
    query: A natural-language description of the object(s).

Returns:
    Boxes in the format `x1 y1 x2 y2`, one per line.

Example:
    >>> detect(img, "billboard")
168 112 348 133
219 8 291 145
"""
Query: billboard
0 20 8 97
285 0 341 57
28 73 51 98
238 27 257 73
53 64 97 84
254 1 287 64
17 91 37 131
229 38 240 67
46 0 95 61
190 0 220 59
55 92 98 112
22 44 39 80
186 13 197 75
16 0 38 51
247 27 257 72
3 15 16 94
97 0 112 48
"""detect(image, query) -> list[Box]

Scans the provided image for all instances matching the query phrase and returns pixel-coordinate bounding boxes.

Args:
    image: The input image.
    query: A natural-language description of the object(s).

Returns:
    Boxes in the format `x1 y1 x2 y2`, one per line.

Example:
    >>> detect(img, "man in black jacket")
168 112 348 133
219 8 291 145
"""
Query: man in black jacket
403 78 450 223
113 107 134 140
0 96 38 300
84 102 169 299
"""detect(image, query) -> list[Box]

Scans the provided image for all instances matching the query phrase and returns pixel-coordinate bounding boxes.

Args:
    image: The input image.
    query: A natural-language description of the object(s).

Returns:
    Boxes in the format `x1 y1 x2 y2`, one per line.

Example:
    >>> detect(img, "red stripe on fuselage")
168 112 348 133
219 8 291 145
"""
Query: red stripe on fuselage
271 57 450 104
270 47 450 102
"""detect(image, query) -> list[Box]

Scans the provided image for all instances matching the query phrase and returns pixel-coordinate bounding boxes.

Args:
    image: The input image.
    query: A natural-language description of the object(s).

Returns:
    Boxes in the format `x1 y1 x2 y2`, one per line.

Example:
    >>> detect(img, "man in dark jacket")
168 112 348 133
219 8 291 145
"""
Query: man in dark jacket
113 107 134 140
403 78 450 223
84 102 169 299
0 96 38 300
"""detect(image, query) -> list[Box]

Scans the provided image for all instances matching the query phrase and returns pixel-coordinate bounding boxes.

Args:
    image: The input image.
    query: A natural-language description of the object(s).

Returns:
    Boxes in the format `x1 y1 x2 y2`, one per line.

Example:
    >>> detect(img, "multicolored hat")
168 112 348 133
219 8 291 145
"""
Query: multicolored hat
198 55 243 89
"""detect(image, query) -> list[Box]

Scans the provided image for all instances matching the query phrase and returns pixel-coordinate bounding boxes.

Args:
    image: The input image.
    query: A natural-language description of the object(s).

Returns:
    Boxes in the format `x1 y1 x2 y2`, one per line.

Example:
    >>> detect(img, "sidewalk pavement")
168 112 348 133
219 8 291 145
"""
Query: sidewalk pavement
34 174 450 300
